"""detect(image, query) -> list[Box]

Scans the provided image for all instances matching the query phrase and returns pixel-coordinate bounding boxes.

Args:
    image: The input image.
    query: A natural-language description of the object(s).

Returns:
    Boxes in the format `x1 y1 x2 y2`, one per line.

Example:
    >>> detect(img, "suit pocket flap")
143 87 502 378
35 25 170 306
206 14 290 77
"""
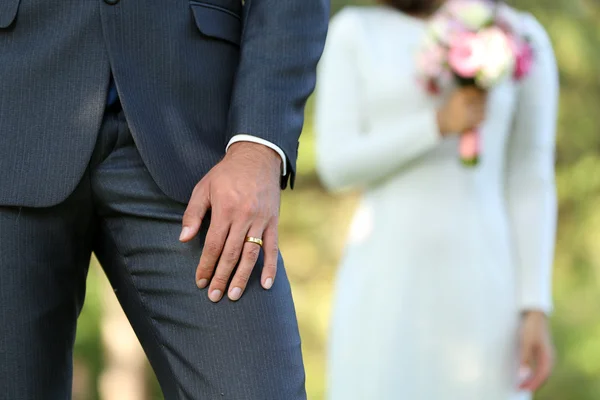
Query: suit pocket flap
190 2 241 46
0 0 21 28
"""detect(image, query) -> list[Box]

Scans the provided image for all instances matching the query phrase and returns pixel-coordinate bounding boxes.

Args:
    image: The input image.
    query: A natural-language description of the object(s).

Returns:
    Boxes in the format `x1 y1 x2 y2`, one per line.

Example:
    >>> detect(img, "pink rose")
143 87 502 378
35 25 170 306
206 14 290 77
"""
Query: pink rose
416 41 446 78
513 40 533 80
447 32 485 78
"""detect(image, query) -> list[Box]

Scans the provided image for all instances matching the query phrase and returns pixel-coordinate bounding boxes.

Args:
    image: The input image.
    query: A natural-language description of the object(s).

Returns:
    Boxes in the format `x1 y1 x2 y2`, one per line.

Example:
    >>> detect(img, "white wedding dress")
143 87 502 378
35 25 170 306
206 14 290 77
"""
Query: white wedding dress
315 5 558 400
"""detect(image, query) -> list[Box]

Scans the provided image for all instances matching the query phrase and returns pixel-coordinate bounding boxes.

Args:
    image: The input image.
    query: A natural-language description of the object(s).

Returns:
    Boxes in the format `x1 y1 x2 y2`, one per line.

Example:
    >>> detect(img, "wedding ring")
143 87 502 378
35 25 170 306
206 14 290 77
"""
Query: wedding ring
245 236 263 247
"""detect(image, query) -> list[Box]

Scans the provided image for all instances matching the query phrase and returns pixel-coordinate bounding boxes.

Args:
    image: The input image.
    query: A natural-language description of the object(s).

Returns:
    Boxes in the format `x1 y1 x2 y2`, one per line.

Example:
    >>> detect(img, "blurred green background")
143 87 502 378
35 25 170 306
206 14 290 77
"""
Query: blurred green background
74 0 600 398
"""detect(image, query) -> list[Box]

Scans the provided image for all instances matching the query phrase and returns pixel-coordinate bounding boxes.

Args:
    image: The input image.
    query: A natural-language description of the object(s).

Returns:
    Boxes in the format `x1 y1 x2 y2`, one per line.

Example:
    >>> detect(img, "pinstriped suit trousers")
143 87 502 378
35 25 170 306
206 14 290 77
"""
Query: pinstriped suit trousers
0 108 306 400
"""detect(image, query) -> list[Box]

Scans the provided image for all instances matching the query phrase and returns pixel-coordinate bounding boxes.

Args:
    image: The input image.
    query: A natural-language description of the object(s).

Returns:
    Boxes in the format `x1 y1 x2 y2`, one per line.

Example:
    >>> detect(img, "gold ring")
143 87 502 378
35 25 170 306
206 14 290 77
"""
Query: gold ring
245 236 263 247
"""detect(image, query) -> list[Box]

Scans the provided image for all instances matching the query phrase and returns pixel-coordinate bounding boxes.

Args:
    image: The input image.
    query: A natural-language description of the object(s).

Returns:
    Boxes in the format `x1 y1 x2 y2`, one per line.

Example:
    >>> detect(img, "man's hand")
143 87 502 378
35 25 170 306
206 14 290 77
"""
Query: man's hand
179 142 282 302
518 311 555 392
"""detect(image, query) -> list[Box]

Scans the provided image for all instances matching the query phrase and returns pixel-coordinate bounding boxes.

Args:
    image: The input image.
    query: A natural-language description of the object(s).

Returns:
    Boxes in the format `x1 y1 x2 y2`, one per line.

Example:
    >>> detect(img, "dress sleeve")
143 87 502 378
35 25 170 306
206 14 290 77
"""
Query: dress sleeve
505 14 559 314
314 10 441 192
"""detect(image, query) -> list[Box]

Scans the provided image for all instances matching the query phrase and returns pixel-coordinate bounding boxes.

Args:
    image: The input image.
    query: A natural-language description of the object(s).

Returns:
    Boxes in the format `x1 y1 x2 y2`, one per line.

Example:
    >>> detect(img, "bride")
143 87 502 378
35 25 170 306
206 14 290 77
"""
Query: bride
315 0 558 399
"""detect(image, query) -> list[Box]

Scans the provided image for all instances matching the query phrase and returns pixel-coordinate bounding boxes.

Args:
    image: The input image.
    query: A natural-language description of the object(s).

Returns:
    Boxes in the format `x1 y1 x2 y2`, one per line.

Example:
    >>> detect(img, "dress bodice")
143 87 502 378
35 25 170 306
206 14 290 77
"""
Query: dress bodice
315 5 558 314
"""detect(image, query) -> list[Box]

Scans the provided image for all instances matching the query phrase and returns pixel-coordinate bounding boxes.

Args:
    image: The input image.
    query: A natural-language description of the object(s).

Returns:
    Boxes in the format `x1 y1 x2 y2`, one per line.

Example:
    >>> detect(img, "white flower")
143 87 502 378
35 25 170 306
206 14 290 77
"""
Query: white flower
428 14 451 41
475 27 515 88
445 0 495 31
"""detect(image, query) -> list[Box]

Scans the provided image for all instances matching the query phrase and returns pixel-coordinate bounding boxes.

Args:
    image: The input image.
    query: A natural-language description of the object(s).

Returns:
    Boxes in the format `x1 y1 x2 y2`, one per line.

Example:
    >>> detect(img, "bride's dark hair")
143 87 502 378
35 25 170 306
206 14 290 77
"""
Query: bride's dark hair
380 0 498 14
379 0 442 13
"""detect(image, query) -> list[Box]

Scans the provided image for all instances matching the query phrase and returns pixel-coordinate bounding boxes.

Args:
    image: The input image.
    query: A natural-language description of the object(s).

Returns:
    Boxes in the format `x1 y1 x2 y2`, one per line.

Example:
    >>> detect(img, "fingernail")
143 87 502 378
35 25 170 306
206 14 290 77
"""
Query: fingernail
229 287 242 301
264 278 273 290
196 279 208 289
179 227 191 241
518 366 531 381
209 289 222 302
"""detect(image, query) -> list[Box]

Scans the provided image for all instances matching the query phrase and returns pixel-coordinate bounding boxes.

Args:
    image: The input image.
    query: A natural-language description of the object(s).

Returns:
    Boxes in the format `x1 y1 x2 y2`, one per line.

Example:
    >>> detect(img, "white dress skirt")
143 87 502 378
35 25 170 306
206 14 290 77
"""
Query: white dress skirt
315 5 558 400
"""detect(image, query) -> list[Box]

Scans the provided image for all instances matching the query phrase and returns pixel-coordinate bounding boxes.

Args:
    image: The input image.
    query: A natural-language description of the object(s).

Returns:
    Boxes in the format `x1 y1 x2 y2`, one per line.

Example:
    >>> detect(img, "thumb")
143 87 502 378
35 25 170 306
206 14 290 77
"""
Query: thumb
180 183 211 242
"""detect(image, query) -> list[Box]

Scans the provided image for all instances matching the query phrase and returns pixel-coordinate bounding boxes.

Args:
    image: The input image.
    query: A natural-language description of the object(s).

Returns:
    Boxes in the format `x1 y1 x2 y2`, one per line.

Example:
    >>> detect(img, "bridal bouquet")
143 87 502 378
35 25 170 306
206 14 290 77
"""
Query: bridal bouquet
417 0 533 166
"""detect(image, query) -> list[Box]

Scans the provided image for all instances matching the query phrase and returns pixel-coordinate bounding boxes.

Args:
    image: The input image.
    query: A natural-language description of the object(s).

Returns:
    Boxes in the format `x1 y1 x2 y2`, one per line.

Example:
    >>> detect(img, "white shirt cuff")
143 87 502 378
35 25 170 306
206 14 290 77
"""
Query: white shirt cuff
226 134 287 176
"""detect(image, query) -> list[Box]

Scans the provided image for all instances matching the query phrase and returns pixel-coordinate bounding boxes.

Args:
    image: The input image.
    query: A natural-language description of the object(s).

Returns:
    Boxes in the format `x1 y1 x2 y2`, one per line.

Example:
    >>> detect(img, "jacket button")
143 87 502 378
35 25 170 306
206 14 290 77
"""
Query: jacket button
104 0 120 4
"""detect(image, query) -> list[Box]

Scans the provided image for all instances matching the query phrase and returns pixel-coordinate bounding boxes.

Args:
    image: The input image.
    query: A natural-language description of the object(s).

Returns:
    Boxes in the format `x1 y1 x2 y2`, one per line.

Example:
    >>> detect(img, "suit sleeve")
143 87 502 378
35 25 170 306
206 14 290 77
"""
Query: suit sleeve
505 14 559 314
226 0 330 189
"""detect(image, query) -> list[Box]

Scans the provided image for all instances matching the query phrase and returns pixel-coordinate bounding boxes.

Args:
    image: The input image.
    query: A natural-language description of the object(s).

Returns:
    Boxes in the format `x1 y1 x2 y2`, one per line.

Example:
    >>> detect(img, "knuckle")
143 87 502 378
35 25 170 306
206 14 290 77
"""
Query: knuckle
183 209 198 221
191 183 203 197
261 211 274 222
246 245 261 260
241 201 259 217
266 239 278 253
224 246 242 262
235 270 252 285
220 201 236 214
264 262 277 273
197 262 213 273
268 247 279 261
204 241 221 255
211 275 229 286
191 186 208 204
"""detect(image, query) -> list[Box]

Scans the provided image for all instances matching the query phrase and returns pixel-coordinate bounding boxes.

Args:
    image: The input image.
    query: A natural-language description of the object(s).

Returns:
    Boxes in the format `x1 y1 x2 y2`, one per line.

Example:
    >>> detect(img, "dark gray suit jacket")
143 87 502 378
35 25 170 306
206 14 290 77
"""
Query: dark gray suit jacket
0 0 328 207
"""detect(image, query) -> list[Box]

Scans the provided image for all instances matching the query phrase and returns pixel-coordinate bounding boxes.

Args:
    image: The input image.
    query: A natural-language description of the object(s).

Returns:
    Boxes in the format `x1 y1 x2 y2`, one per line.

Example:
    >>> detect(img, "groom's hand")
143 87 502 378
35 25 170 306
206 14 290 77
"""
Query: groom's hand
180 142 282 302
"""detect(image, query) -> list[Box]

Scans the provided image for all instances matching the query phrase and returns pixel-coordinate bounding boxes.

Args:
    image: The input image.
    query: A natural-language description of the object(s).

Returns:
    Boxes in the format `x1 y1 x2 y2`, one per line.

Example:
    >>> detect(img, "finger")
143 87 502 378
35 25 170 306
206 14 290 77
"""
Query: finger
473 90 488 105
521 345 553 391
473 108 486 126
465 93 486 112
479 89 489 101
195 215 230 291
227 224 266 301
180 184 210 242
475 99 487 115
208 222 249 302
260 219 278 290
467 103 485 126
461 86 478 98
518 338 533 390
466 86 486 99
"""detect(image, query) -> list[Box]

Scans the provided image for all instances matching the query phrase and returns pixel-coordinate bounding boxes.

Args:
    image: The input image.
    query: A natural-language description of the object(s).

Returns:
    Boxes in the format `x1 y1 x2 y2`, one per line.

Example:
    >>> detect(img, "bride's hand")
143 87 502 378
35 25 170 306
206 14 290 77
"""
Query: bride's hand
436 87 487 136
518 311 555 392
